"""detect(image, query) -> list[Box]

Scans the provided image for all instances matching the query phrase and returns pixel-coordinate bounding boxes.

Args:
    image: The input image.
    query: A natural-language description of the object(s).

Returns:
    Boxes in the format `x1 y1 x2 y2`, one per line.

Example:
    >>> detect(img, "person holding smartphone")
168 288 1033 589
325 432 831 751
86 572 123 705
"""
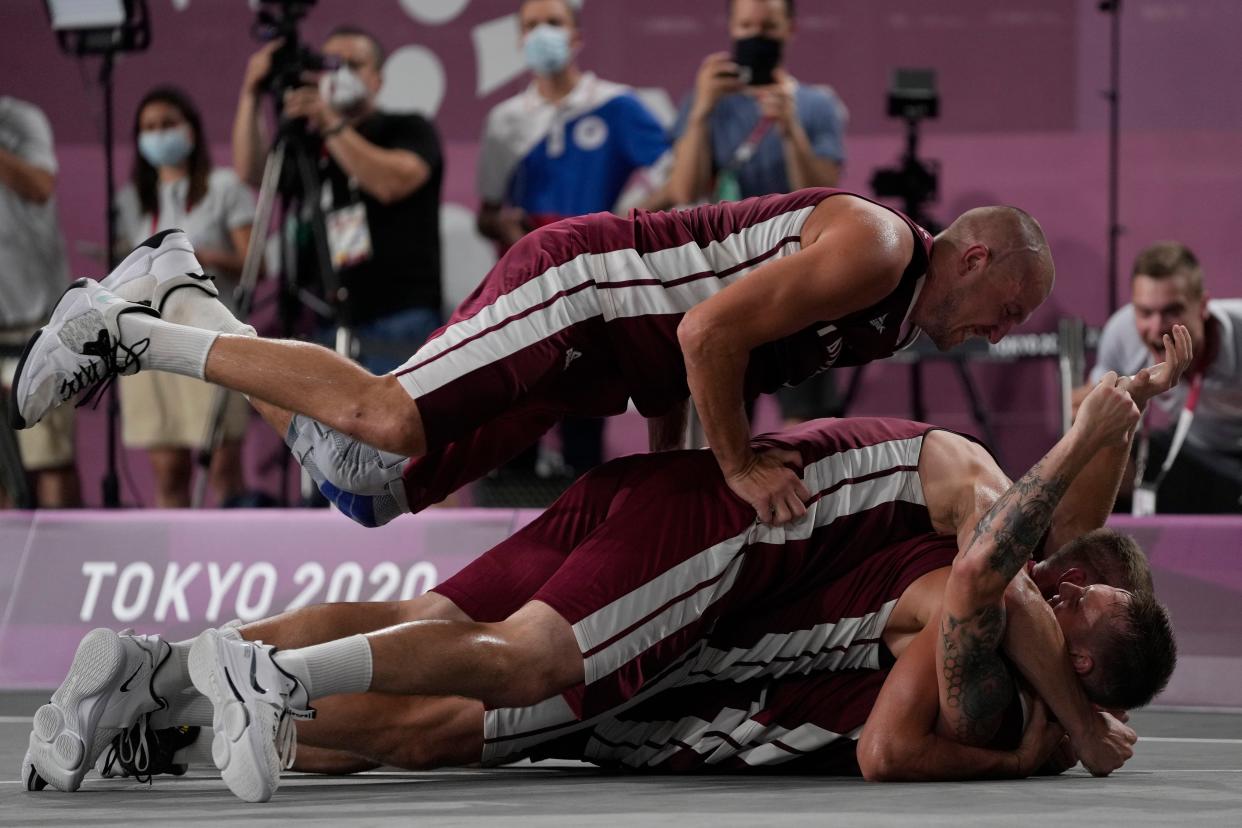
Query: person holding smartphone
663 0 846 208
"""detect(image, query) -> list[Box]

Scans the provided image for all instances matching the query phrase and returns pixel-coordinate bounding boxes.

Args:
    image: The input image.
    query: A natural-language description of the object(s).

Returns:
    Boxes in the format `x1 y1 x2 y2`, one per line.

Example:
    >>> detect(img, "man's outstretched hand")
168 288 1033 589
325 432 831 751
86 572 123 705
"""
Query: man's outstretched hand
725 449 811 525
1118 324 1194 410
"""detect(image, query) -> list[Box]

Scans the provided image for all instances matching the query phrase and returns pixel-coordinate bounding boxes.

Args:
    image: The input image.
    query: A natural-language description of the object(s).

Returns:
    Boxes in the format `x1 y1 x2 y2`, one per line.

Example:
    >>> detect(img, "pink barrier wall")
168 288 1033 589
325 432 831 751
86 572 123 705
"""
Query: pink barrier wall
1 510 1239 708
3 0 1241 501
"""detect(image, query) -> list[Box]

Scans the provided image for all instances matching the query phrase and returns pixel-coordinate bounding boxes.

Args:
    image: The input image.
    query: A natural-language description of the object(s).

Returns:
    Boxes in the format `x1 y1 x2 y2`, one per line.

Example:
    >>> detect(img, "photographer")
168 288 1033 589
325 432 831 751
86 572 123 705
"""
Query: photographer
664 0 848 425
232 25 444 373
664 0 846 207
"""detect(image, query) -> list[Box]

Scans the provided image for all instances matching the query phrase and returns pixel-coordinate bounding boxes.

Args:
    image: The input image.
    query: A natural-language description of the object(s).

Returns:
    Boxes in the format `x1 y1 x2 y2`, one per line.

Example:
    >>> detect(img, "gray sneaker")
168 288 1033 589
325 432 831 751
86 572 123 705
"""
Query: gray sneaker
9 278 157 429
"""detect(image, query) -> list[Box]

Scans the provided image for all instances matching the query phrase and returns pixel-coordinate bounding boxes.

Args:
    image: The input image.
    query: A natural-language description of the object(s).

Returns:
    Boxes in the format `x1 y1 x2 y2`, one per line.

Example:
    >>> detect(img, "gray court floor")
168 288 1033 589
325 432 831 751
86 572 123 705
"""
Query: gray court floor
1 693 1239 827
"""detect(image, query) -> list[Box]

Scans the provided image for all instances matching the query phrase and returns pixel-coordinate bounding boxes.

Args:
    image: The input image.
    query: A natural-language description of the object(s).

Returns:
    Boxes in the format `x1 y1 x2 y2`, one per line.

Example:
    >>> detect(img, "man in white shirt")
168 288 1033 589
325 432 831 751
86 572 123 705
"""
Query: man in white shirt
1074 241 1242 512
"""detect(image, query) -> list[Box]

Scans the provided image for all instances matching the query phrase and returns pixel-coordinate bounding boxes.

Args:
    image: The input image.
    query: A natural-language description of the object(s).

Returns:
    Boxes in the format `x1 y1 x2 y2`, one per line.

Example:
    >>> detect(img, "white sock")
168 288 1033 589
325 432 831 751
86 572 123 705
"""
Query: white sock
149 627 244 728
272 635 373 701
118 313 219 379
162 286 255 338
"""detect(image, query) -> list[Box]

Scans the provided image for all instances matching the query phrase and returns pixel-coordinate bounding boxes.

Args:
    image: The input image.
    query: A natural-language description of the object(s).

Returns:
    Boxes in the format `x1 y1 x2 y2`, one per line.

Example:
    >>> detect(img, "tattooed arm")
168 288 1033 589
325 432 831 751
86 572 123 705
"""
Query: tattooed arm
859 622 1065 781
934 376 1140 746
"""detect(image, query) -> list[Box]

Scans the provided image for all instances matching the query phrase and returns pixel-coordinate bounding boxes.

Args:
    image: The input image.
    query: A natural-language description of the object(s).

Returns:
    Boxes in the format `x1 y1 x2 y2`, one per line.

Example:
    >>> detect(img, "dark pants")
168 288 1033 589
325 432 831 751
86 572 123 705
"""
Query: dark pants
1135 430 1242 514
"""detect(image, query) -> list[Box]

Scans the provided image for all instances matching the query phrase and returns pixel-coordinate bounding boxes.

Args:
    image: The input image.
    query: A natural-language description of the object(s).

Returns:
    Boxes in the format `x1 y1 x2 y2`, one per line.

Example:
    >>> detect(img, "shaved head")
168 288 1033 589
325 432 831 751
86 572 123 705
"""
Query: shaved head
943 206 1055 296
915 205 1054 350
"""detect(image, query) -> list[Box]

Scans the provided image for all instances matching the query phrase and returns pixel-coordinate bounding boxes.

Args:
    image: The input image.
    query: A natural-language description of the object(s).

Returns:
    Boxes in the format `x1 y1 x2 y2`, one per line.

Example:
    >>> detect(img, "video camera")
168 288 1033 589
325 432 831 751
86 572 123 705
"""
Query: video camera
870 68 941 230
252 0 338 97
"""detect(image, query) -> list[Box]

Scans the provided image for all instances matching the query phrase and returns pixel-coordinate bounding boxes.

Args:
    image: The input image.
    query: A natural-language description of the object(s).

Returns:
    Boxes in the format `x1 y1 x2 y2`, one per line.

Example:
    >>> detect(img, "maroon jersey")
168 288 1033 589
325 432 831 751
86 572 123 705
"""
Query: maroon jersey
430 417 969 765
394 189 934 443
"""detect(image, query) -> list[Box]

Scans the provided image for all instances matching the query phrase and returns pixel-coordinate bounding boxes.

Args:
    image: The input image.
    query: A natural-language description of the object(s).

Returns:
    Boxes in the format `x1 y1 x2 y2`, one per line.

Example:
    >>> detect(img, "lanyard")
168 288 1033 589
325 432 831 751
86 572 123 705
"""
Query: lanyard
725 117 774 171
1134 371 1203 489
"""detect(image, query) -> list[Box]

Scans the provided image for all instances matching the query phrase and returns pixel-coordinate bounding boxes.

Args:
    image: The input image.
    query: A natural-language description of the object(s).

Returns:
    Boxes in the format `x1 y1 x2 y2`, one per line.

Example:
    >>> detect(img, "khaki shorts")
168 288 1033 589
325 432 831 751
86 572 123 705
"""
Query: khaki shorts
120 370 250 450
1 326 76 471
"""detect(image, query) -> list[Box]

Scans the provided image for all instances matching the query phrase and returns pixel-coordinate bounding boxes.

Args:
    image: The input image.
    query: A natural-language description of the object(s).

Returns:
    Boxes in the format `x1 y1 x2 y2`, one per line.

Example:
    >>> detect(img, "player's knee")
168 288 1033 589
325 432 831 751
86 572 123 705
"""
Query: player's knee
364 377 425 457
487 611 580 707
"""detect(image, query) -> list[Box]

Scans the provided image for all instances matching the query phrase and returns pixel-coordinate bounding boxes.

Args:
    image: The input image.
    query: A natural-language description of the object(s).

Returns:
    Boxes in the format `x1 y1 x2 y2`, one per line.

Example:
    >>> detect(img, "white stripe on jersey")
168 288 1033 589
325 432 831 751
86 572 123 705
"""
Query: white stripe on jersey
580 702 861 769
691 600 896 684
393 207 814 400
575 437 925 685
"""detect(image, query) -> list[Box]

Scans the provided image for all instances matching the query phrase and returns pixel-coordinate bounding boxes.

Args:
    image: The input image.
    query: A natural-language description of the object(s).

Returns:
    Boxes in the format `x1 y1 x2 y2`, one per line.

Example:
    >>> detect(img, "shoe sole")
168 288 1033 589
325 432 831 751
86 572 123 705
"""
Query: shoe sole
188 632 280 803
7 278 95 431
25 628 126 792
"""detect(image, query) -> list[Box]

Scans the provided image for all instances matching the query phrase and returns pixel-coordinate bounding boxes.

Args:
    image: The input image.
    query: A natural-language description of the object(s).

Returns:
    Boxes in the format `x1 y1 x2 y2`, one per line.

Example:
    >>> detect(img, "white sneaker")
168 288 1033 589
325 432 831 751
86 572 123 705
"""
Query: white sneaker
23 629 170 792
101 228 218 313
8 278 158 430
188 629 314 803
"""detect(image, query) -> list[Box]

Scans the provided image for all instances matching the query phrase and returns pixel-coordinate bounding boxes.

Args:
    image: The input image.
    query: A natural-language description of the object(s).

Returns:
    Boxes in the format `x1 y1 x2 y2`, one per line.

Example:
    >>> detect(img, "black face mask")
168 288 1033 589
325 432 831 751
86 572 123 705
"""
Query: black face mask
733 35 783 86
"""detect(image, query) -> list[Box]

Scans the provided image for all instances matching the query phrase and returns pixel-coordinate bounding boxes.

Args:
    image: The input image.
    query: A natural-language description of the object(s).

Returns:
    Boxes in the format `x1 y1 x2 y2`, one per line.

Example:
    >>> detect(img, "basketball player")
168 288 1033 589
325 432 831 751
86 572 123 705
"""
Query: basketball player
23 343 1189 799
10 189 1053 525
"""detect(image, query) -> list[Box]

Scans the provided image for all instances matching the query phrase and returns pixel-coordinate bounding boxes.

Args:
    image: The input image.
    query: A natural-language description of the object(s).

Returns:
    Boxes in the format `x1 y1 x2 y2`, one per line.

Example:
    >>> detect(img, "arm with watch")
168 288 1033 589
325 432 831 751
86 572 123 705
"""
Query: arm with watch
281 75 432 206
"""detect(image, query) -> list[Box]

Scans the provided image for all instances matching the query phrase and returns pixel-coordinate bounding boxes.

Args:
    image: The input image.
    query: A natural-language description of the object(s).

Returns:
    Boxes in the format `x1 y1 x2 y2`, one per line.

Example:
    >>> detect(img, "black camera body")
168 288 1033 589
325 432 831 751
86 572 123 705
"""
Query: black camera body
871 68 941 230
252 0 338 97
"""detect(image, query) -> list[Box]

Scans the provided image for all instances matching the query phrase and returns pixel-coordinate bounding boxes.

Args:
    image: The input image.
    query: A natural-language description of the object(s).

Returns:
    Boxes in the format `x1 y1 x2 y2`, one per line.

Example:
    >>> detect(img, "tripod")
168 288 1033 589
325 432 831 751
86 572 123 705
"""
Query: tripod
190 119 348 508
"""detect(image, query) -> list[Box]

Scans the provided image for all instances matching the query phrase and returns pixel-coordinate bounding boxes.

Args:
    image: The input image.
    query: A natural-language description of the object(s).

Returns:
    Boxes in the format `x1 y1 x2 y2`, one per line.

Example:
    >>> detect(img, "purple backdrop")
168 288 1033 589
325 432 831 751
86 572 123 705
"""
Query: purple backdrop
1 510 1239 707
2 0 1241 502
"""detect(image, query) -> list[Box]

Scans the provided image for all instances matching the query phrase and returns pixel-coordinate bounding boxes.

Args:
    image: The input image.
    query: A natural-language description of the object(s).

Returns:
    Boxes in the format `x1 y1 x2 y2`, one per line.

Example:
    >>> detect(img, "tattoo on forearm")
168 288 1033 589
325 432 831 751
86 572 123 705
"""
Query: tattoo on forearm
940 606 1013 745
968 458 1072 581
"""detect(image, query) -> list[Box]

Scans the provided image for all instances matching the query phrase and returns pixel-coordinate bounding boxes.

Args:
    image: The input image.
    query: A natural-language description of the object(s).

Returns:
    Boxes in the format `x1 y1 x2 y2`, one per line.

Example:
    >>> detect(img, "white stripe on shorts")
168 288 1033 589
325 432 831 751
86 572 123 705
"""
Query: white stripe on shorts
394 208 813 400
575 438 924 685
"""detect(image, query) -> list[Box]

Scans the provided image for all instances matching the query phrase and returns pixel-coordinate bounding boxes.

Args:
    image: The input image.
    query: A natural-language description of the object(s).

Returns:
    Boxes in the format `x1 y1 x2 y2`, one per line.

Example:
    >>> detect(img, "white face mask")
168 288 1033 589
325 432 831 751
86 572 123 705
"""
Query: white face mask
319 66 370 115
523 24 572 76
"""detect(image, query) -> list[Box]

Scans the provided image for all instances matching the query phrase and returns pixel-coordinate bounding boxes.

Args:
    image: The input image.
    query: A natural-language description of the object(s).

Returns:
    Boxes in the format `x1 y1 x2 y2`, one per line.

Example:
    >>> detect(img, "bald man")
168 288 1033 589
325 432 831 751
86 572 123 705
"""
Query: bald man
11 189 1053 524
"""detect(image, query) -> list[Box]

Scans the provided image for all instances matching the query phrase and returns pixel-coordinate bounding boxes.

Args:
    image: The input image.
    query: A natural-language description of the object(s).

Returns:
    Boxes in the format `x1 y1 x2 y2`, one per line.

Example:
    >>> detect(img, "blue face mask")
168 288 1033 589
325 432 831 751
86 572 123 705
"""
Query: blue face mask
523 24 571 76
138 127 193 168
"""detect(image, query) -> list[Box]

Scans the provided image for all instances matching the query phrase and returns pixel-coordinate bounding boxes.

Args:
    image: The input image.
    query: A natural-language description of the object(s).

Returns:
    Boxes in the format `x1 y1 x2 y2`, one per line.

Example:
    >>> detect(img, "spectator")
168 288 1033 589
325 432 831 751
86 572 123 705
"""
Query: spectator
115 87 256 507
663 0 845 207
0 95 80 508
233 25 444 374
664 0 848 424
1075 241 1242 513
476 0 670 476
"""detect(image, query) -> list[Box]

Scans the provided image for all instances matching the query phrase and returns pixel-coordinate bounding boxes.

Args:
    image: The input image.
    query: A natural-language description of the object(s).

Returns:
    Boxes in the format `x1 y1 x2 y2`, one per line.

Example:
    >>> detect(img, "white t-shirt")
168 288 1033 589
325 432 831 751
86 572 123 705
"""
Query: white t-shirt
0 97 69 330
1090 299 1242 454
115 168 256 310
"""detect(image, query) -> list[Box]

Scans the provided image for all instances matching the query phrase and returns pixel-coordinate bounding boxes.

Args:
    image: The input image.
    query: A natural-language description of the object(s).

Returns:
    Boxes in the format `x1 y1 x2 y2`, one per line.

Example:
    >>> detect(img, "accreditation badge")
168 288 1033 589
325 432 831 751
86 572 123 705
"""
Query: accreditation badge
326 202 373 270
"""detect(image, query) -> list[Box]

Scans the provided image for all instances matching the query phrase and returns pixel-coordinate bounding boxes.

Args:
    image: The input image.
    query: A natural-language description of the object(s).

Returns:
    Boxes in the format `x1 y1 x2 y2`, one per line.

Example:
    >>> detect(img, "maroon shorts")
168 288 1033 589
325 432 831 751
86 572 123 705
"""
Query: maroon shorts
430 439 956 766
391 228 632 511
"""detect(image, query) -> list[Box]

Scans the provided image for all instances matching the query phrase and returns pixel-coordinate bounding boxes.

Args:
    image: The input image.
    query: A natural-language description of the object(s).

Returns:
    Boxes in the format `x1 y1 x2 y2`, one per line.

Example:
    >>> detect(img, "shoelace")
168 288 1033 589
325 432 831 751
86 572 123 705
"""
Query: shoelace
61 328 150 410
275 704 316 771
100 715 155 783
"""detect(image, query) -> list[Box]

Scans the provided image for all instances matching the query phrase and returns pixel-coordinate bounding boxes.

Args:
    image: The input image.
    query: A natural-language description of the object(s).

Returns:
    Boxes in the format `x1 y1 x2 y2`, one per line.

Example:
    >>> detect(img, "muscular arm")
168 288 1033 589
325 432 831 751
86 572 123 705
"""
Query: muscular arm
677 201 908 486
935 424 1095 742
859 624 1056 782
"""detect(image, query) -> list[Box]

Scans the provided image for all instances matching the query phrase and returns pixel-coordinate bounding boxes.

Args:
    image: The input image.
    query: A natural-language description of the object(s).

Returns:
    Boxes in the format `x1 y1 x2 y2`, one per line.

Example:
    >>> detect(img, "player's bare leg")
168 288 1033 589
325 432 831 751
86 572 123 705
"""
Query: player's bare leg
203 335 427 457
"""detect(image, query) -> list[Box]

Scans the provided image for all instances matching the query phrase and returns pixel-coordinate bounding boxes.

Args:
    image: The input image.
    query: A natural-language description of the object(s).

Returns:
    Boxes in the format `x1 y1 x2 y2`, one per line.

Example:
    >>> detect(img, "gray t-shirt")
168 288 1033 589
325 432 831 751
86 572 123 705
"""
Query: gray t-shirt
1090 299 1242 454
0 96 69 330
115 168 256 310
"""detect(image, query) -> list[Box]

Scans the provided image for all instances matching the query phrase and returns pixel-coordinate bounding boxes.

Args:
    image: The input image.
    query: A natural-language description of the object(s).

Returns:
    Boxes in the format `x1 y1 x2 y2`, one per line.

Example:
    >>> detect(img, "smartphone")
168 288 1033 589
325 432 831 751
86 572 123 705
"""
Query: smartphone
733 36 782 86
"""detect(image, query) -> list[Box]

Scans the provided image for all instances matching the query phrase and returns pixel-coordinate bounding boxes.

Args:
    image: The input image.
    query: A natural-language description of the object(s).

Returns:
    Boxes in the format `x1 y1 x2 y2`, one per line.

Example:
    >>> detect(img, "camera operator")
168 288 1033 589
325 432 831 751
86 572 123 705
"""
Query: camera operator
232 25 444 373
663 0 845 208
